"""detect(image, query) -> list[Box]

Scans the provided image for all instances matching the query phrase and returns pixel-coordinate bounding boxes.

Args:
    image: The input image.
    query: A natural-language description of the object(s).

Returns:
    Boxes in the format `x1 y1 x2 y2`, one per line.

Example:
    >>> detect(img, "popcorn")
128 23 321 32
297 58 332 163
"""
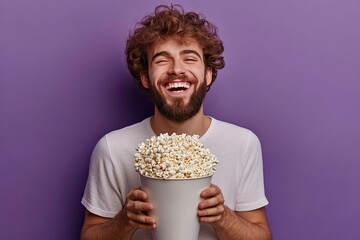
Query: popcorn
134 133 219 179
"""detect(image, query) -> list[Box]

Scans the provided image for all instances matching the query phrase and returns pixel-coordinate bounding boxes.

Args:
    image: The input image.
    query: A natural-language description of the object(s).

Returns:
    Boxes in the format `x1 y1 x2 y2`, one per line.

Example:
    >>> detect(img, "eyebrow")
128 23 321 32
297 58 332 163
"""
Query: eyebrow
151 49 202 62
180 50 202 60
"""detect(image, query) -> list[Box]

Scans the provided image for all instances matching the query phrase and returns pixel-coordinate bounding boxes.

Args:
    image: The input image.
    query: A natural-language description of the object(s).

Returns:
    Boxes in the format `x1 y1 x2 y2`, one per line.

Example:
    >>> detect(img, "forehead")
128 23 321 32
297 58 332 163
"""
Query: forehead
148 37 203 57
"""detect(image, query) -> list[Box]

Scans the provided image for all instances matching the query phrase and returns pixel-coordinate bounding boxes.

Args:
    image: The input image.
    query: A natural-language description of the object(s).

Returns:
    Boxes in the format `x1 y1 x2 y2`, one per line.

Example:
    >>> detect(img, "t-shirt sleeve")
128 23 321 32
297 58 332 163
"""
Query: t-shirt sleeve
81 136 122 218
235 131 269 211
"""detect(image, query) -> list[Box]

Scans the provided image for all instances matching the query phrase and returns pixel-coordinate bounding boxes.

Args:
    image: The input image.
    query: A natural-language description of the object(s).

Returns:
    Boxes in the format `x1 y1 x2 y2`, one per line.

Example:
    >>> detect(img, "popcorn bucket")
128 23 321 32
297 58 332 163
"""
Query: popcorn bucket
140 174 212 240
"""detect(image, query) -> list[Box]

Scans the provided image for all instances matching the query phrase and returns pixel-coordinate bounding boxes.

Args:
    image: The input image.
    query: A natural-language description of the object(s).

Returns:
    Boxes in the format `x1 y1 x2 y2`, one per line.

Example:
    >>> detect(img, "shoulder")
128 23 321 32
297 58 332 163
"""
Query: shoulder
105 118 151 143
207 118 262 156
94 118 153 154
210 118 260 144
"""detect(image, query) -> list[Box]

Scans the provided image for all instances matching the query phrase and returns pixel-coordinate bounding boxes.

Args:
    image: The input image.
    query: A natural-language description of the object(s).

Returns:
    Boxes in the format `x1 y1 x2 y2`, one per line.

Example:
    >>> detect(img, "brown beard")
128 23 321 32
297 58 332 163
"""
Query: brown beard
146 77 207 122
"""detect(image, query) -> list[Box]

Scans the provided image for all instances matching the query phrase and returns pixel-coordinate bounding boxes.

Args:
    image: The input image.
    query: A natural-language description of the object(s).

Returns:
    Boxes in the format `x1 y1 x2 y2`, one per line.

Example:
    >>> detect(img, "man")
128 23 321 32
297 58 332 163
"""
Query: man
81 4 271 240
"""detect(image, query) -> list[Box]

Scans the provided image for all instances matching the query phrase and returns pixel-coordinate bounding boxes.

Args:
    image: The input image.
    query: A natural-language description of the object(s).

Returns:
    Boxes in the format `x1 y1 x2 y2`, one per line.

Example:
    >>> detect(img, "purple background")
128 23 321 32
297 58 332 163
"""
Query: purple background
1 0 359 239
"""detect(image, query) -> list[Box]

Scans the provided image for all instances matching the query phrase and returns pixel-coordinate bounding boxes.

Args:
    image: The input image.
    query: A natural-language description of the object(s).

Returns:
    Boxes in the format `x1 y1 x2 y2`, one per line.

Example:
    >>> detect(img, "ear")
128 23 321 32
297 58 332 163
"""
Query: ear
205 67 213 87
140 72 150 89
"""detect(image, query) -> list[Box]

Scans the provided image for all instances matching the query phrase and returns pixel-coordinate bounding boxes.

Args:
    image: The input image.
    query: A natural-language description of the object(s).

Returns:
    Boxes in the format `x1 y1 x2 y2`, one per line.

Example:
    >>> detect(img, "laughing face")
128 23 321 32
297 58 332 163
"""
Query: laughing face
141 38 212 122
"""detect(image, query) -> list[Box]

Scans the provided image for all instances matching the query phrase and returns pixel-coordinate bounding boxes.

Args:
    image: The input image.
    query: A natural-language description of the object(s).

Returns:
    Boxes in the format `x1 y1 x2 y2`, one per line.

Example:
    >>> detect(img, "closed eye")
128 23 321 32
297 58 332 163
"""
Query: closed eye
184 58 198 63
155 59 169 64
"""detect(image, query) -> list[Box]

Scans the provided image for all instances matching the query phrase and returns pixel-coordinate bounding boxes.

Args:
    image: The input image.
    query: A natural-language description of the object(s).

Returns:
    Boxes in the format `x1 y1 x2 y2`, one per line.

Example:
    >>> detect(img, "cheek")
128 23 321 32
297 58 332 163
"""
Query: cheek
149 67 168 82
191 68 207 83
189 64 206 77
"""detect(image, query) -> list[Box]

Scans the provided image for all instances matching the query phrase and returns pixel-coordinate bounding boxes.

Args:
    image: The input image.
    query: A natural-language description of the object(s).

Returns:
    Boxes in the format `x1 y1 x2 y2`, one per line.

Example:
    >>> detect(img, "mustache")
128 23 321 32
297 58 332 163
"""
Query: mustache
159 74 195 84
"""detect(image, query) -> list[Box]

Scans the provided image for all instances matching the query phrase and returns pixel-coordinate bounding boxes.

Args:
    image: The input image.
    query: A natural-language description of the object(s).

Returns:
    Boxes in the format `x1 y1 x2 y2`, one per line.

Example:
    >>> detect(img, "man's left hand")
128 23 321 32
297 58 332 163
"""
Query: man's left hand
198 184 225 223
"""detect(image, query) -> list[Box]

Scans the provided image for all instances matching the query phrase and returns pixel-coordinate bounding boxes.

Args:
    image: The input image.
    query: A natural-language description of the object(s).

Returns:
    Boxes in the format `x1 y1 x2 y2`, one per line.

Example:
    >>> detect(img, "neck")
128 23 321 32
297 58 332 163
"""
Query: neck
150 107 211 137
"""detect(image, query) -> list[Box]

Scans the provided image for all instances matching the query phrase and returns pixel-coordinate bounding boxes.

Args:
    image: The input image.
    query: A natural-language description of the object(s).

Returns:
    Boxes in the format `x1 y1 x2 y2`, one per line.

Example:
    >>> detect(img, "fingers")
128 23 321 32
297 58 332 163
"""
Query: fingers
126 189 153 212
200 184 221 198
199 193 224 209
198 184 225 223
127 188 148 201
199 184 224 208
198 204 225 222
126 197 154 213
125 188 156 229
126 211 156 229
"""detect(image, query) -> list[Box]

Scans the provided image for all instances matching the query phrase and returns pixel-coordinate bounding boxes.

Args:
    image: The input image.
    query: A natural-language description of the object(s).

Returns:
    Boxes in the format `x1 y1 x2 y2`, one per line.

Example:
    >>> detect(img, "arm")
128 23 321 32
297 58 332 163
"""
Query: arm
80 210 135 240
213 207 271 240
81 188 156 240
198 184 271 240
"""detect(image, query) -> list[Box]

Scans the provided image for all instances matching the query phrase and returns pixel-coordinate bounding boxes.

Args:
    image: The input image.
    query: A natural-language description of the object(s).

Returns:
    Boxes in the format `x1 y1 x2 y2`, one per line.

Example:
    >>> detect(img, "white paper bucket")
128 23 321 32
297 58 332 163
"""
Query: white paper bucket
140 174 212 240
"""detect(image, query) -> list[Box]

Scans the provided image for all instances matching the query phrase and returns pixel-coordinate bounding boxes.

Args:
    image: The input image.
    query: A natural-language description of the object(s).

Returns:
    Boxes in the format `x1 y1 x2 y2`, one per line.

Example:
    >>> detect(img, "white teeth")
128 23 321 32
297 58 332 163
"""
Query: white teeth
165 82 190 90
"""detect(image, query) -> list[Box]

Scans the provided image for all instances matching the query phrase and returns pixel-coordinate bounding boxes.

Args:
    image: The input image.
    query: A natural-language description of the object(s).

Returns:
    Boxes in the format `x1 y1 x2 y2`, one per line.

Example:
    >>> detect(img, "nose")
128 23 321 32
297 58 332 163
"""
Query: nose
168 59 186 75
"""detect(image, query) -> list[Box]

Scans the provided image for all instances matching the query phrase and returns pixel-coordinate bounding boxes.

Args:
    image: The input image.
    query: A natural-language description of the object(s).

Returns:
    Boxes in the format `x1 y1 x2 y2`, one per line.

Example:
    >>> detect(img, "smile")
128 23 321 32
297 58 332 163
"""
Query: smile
164 82 191 92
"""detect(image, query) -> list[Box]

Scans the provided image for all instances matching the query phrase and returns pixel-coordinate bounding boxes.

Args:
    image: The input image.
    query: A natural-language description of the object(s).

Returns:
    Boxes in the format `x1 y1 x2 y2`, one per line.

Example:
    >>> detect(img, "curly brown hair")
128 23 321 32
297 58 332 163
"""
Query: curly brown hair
125 4 225 91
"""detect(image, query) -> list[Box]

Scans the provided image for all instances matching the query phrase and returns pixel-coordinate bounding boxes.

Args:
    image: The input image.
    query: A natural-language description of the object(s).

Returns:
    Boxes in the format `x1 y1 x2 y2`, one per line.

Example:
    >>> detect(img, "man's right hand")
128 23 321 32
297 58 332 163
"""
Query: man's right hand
122 187 156 230
81 187 156 240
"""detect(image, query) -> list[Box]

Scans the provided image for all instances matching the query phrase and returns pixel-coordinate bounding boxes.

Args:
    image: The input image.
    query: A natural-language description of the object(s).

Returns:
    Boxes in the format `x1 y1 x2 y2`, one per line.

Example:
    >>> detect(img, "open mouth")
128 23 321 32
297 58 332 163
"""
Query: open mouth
164 82 191 92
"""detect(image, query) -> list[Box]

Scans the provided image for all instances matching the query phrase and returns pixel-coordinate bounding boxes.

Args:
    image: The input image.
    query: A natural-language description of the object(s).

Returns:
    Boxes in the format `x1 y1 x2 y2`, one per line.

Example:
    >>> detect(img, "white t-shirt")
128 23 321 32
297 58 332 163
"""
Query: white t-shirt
82 117 269 239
